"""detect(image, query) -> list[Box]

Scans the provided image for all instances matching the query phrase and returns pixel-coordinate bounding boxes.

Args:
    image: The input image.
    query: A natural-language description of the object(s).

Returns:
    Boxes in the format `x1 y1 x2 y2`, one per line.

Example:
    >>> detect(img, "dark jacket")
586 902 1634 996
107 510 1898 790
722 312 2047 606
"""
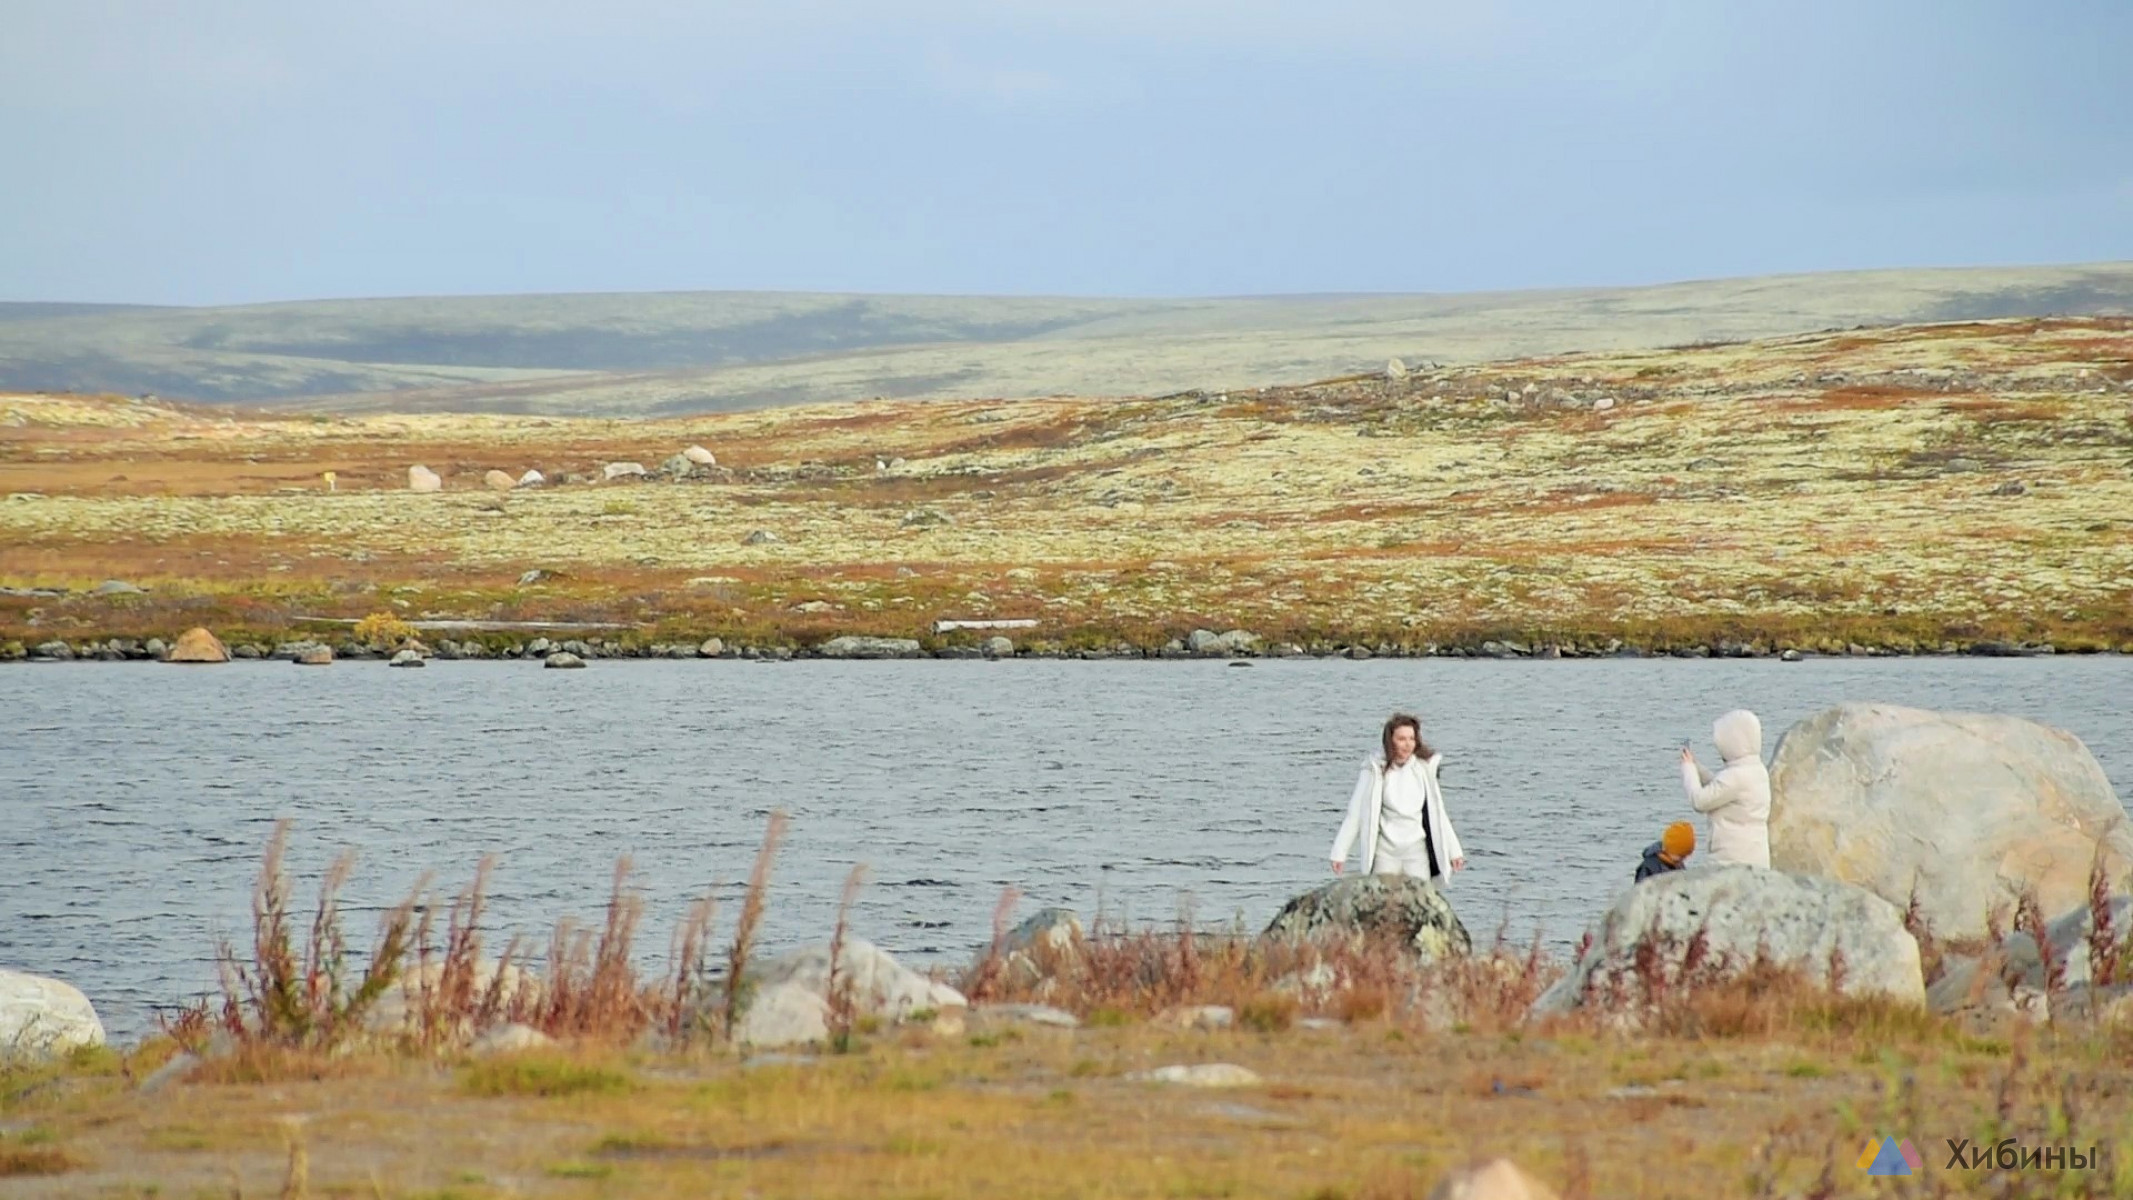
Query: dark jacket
1634 841 1685 883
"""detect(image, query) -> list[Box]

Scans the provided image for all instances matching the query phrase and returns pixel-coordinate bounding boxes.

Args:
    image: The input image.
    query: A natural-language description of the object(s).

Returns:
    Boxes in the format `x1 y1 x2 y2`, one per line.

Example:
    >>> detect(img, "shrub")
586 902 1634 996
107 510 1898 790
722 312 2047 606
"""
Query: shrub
353 611 417 649
208 820 417 1052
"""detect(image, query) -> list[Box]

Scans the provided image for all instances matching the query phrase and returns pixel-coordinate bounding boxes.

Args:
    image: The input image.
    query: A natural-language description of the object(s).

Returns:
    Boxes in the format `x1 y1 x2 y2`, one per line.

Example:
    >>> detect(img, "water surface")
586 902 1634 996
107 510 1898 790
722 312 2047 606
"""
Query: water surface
3 657 2127 1039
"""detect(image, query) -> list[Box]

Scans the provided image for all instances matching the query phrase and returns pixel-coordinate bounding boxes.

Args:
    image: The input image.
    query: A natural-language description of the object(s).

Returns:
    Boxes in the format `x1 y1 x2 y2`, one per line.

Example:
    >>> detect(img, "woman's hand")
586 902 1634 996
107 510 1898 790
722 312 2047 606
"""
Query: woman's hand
1451 857 1466 871
1678 746 1696 766
1331 860 1344 875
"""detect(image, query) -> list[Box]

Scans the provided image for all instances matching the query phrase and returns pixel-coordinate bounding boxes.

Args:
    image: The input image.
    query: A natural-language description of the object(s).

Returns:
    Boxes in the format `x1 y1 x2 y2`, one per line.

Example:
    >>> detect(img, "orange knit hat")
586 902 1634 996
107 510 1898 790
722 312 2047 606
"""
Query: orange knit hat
1662 821 1696 861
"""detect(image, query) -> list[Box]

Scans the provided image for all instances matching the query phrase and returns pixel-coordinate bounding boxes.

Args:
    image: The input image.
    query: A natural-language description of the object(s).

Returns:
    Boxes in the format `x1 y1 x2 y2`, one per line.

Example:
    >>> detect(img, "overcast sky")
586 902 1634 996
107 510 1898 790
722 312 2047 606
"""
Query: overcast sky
4 1 2129 305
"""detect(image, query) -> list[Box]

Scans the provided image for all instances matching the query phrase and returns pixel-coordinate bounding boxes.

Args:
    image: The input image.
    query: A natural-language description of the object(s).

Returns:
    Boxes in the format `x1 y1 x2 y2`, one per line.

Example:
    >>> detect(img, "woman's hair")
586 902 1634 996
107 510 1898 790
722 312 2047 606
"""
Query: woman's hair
1380 712 1434 764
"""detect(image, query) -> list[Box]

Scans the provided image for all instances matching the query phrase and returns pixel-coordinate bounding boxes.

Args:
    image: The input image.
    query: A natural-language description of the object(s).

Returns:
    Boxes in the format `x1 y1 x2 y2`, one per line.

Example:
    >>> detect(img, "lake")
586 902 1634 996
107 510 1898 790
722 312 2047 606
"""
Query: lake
4 656 2128 1040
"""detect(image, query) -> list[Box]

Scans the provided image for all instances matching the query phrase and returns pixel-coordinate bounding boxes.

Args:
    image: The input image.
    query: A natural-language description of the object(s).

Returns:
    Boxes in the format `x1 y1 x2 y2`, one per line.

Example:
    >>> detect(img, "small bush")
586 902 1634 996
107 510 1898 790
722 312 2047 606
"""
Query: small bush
1239 993 1297 1033
353 611 417 649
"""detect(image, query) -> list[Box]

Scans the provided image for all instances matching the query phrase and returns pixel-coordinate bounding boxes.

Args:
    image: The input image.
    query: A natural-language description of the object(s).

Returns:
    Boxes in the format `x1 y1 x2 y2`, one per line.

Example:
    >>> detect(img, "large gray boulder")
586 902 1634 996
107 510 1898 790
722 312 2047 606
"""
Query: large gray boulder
0 968 106 1060
1262 875 1471 962
1928 894 2133 1025
1531 866 1924 1017
727 939 964 1048
1769 703 2133 939
817 636 923 659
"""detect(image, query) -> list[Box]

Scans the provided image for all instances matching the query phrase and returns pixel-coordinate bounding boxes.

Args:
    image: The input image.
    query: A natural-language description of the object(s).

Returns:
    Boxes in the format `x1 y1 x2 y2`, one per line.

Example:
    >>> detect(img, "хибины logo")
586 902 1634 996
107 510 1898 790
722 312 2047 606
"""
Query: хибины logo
1858 1138 1924 1176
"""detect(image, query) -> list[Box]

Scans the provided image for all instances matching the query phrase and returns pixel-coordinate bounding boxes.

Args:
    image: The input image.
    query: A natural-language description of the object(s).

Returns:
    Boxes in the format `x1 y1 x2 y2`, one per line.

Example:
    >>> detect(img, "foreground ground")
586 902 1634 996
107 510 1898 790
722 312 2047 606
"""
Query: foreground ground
3 316 2131 653
6 1017 2129 1199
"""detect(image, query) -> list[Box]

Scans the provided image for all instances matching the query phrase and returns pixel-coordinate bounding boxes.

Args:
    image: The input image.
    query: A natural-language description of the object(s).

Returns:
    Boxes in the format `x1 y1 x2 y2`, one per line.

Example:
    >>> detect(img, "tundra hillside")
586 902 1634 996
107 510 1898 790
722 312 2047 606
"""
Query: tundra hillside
3 317 2130 656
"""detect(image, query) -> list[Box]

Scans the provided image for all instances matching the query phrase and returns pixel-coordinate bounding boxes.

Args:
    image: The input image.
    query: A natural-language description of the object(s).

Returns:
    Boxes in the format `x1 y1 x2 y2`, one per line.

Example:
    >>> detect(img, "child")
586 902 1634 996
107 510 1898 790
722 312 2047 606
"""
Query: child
1635 821 1696 882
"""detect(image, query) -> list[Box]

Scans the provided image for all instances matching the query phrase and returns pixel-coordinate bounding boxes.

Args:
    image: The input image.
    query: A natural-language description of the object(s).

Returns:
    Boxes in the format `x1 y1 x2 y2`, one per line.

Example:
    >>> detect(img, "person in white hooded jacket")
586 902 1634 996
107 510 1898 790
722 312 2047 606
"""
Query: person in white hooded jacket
1679 708 1771 867
1328 712 1467 884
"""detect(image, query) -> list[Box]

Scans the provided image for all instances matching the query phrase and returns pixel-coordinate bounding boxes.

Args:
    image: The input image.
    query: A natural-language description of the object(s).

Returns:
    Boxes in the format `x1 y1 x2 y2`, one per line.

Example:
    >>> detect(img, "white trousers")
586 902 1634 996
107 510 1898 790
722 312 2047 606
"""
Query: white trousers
1372 839 1437 878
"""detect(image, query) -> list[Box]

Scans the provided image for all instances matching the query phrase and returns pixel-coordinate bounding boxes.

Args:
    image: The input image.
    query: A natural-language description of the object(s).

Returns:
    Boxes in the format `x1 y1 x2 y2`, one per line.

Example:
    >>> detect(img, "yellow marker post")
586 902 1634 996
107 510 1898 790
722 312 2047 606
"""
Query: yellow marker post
323 470 337 493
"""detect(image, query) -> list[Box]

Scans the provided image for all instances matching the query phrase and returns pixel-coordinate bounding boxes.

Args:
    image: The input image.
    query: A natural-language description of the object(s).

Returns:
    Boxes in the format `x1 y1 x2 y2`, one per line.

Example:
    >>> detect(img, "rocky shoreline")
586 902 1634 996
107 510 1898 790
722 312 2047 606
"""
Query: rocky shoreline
0 626 2115 665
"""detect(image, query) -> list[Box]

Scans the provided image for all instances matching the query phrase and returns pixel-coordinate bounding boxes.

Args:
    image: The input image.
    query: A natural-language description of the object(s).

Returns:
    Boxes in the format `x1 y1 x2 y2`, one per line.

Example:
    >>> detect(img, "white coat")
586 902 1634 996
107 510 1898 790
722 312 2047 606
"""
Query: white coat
1328 751 1466 884
1681 709 1771 867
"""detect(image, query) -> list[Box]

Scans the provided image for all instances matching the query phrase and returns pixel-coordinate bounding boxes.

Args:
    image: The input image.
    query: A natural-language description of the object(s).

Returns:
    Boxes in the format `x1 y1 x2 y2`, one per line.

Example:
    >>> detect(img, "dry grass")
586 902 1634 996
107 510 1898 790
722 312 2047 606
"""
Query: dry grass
9 822 2133 1196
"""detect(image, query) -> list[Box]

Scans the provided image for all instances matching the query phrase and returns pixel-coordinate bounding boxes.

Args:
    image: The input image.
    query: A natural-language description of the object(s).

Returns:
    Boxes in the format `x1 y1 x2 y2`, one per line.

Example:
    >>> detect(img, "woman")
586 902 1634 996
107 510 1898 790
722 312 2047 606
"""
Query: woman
1679 708 1771 868
1328 712 1468 882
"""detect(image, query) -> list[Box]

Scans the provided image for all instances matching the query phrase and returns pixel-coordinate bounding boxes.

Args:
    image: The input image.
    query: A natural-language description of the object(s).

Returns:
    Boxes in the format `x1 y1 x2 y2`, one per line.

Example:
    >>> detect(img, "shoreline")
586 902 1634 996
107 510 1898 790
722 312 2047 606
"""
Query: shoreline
3 629 2121 664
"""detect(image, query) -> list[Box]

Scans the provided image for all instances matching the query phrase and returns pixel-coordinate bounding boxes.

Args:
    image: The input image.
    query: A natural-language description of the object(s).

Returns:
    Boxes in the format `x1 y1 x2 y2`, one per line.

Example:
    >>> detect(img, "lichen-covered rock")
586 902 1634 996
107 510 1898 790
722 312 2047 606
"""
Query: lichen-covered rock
0 968 106 1060
1129 1062 1260 1087
1531 866 1924 1017
1770 703 2133 938
721 940 964 1048
167 626 229 663
1262 875 1471 962
817 636 924 659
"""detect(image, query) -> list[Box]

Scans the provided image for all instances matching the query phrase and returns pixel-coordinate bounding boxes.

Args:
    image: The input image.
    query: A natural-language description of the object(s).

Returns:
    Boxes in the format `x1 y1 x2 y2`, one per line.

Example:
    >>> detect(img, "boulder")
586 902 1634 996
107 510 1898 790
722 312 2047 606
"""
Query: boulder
1217 629 1262 655
389 649 426 667
725 940 965 1048
683 445 716 466
166 626 229 664
697 637 725 658
1530 866 1925 1017
983 636 1015 658
94 579 144 596
900 507 952 528
295 645 334 666
543 651 586 669
971 1003 1079 1029
1002 907 1083 956
1129 1063 1261 1087
469 1023 555 1056
516 469 545 488
661 453 695 477
1186 628 1224 655
1428 1159 1562 1200
818 636 924 659
1928 894 2133 1024
1262 875 1472 962
733 981 830 1048
0 968 106 1060
603 461 647 481
1769 703 2133 938
1154 1004 1235 1031
483 470 516 492
408 465 442 492
981 907 1084 992
32 640 73 661
744 529 781 545
751 939 964 1020
365 959 544 1038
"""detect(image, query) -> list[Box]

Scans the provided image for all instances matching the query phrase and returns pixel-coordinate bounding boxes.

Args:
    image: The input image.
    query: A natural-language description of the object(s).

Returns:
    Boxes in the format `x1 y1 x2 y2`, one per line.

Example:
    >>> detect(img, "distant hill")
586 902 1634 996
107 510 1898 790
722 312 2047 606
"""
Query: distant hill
3 262 2129 415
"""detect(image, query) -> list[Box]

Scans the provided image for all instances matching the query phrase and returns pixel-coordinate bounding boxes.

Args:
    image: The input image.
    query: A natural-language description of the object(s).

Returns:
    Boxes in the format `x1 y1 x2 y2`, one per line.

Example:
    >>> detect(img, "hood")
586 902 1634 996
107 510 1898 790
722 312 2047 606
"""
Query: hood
1712 709 1762 763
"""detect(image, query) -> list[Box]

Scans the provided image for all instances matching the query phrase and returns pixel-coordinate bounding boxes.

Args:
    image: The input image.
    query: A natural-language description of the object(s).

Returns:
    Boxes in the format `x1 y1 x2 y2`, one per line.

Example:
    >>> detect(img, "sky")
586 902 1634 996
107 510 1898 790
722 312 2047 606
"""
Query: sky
3 0 2130 306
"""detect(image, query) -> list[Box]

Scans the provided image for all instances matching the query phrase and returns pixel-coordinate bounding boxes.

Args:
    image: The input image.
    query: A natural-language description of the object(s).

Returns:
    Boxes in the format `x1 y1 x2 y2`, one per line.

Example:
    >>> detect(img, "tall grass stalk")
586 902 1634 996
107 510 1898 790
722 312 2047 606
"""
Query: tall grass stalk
724 810 789 1042
827 863 869 1053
